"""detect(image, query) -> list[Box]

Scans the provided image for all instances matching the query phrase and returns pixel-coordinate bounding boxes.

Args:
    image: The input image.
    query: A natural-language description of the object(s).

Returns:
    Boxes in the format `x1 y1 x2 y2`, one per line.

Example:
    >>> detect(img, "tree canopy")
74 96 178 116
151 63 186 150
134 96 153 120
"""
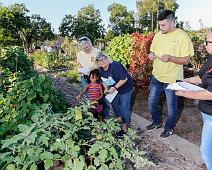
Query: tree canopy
0 3 54 51
107 3 135 36
59 4 105 43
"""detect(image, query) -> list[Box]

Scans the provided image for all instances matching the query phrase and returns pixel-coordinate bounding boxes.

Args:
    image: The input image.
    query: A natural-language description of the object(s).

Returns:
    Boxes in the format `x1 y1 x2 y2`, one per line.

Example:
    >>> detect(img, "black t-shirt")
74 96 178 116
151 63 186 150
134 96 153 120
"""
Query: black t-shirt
198 55 212 115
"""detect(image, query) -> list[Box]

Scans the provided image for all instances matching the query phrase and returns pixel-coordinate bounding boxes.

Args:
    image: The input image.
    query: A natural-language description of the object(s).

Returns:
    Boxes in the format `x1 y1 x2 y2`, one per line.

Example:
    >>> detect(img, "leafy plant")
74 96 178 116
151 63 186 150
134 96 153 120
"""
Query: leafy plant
105 34 133 68
188 31 207 70
0 75 67 139
128 32 154 87
0 103 154 170
0 46 35 79
59 63 81 83
32 50 71 69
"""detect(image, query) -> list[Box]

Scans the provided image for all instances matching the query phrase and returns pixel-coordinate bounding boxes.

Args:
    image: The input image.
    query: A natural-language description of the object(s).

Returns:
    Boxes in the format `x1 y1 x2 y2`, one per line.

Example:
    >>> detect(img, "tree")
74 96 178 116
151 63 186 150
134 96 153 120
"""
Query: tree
0 3 29 46
59 4 105 43
0 3 54 51
29 14 54 46
59 14 76 37
136 0 178 32
107 3 135 36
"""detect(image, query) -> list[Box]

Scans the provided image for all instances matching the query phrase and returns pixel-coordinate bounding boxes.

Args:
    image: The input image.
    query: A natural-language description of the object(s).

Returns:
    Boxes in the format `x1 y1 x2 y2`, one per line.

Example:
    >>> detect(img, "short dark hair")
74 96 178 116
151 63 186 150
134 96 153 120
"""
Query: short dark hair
158 10 175 21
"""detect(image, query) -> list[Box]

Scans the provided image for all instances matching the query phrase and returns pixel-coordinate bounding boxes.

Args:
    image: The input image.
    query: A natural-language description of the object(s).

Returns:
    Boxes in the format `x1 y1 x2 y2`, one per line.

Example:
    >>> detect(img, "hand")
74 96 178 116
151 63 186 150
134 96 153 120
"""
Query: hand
148 53 156 60
76 95 81 100
108 87 116 94
159 54 171 62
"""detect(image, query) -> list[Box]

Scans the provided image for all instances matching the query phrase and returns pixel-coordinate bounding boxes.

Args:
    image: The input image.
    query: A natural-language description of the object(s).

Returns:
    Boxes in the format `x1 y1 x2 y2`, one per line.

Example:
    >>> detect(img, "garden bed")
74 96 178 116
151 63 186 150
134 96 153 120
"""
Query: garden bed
35 66 205 169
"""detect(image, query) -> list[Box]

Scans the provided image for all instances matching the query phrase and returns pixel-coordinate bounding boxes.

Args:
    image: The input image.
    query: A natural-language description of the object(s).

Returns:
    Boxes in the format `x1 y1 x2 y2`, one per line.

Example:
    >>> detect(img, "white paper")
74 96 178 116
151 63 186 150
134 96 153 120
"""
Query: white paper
105 90 118 103
167 82 204 91
78 67 89 75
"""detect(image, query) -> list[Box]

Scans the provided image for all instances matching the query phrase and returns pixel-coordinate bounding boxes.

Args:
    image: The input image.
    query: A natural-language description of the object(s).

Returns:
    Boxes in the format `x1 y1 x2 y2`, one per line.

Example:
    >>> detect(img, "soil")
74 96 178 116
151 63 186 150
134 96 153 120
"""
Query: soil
132 88 203 146
35 66 206 169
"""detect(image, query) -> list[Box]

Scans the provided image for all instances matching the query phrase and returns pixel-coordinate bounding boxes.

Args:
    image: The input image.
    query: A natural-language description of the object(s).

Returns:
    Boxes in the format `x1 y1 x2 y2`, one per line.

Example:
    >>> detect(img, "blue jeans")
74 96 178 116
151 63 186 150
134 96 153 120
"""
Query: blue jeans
80 75 88 97
148 76 179 130
200 112 212 170
111 90 132 124
102 97 110 119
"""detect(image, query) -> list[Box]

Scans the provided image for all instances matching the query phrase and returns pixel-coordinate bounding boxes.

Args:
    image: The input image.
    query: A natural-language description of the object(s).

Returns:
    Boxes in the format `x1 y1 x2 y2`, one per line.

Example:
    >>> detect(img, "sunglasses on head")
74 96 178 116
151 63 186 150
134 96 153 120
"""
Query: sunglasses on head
79 37 88 42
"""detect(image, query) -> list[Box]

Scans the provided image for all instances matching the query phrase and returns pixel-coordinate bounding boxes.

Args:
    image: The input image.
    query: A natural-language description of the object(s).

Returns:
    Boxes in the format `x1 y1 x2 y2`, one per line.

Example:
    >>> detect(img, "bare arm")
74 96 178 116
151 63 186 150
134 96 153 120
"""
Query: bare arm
183 76 202 84
76 85 88 100
108 77 128 94
159 55 190 65
176 90 212 100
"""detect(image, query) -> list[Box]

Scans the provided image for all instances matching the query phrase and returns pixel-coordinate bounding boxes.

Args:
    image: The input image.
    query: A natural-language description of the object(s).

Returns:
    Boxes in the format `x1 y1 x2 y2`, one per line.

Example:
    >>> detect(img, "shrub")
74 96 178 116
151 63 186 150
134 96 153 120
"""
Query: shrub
0 104 154 169
0 46 35 79
128 32 155 87
105 34 133 68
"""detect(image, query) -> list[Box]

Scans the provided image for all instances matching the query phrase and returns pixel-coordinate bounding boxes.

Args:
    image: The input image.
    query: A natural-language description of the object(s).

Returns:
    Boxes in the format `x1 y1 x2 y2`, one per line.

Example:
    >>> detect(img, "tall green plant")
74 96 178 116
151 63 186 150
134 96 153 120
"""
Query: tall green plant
105 34 133 68
0 46 35 79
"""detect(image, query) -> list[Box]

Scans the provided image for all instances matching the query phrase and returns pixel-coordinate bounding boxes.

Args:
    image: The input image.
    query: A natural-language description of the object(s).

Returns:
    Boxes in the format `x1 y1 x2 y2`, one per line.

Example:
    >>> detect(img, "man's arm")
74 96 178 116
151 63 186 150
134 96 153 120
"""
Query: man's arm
159 55 190 65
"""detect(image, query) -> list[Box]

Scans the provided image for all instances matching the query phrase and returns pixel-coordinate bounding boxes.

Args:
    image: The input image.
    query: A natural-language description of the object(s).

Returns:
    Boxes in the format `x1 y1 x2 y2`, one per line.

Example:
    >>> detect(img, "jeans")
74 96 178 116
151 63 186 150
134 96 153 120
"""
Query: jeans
200 112 212 170
102 97 110 119
80 75 88 97
111 90 132 124
148 76 179 130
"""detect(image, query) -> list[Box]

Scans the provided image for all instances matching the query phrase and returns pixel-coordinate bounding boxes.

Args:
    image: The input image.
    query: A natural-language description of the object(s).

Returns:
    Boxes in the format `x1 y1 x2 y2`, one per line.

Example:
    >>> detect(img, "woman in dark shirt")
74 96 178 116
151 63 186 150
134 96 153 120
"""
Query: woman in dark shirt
176 29 212 169
96 52 133 137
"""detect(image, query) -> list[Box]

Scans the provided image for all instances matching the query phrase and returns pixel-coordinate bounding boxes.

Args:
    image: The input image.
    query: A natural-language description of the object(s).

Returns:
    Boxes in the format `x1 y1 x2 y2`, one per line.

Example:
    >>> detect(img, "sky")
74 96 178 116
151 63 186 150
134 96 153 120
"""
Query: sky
1 0 211 33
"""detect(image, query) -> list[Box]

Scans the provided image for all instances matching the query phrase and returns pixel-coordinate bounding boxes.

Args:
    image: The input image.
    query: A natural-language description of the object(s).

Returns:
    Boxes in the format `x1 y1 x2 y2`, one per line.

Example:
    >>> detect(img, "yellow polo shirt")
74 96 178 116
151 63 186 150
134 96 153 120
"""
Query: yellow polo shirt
150 28 194 83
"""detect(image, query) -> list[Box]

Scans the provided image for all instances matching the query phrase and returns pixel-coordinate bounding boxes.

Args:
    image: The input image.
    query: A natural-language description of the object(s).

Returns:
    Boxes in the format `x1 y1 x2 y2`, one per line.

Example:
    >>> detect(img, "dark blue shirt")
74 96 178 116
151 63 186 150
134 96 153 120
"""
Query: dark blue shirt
99 61 133 94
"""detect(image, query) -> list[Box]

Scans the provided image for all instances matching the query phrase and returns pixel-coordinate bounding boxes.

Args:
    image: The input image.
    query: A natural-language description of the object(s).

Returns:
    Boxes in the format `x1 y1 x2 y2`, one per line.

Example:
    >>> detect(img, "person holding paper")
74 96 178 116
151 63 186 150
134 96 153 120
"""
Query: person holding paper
96 52 134 137
77 37 100 92
176 29 212 170
146 10 194 139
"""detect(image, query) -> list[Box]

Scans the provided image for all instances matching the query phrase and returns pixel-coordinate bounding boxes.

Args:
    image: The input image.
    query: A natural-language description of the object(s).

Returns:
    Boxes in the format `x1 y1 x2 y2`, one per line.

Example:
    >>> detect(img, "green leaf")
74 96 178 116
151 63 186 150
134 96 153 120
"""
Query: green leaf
27 90 36 102
50 141 65 151
29 163 37 170
39 134 49 147
44 159 53 170
88 143 101 155
43 94 49 102
27 148 34 157
87 165 96 170
6 164 15 170
40 151 53 160
93 157 100 167
99 164 109 170
0 152 11 159
98 149 108 163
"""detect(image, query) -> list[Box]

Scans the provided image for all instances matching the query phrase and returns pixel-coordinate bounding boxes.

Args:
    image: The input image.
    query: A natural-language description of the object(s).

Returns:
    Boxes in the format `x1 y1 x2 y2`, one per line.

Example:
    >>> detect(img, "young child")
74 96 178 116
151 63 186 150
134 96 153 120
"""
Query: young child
76 69 104 119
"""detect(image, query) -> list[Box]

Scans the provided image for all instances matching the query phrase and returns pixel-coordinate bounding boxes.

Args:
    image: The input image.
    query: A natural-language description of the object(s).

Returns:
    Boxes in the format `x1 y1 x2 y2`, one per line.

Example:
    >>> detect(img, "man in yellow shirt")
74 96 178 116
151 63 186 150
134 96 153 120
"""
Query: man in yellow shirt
146 10 194 139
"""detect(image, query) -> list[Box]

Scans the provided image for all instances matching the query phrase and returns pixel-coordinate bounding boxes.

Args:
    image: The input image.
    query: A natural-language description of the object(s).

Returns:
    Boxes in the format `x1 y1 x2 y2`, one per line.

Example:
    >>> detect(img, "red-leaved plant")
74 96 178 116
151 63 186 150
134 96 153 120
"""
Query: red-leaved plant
128 32 155 87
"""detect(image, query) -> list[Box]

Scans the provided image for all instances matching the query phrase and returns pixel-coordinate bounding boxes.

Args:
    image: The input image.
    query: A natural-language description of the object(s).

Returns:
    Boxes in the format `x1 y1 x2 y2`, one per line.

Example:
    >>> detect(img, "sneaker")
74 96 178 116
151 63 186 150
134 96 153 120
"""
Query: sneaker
146 123 162 131
160 129 174 139
115 130 126 138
